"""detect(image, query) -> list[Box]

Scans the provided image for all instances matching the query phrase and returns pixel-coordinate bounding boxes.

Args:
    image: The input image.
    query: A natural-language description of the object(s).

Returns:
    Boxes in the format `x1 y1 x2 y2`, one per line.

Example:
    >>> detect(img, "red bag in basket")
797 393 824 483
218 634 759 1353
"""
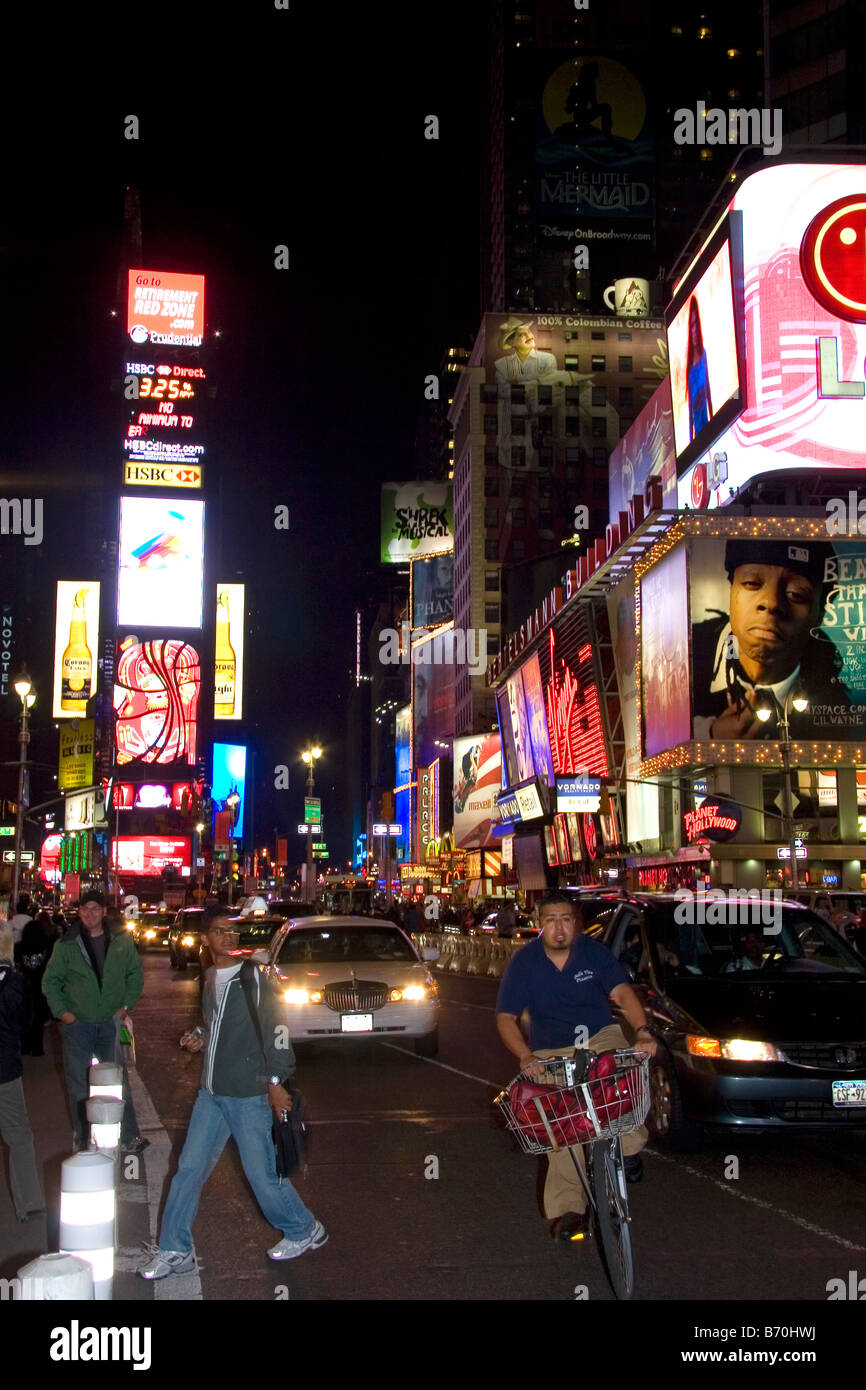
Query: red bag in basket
507 1080 563 1144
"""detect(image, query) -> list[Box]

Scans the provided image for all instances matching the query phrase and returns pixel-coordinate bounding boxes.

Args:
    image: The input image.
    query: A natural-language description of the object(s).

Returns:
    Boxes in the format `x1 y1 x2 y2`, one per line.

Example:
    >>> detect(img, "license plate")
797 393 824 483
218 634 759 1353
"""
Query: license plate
341 1014 373 1033
832 1080 866 1107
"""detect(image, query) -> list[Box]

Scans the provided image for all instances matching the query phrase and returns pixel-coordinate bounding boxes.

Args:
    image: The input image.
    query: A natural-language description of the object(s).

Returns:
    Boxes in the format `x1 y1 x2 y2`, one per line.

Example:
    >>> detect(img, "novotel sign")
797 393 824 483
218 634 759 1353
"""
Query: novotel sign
487 477 663 685
683 798 742 844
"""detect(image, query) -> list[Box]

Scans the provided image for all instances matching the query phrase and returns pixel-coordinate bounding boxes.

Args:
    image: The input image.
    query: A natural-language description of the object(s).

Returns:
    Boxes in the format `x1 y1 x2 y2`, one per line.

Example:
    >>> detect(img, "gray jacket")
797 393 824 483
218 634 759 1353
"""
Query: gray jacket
200 963 296 1097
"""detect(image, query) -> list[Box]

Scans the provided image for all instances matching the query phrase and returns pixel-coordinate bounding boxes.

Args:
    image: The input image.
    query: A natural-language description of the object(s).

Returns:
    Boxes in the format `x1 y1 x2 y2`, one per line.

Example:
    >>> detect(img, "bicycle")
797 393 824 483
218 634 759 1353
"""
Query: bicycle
495 1049 651 1300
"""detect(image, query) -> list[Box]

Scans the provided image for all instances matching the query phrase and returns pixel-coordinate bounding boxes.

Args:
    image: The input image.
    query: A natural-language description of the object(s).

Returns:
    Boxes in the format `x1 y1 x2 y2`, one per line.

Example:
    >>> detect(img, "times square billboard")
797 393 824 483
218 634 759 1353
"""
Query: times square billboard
667 164 866 508
638 531 866 756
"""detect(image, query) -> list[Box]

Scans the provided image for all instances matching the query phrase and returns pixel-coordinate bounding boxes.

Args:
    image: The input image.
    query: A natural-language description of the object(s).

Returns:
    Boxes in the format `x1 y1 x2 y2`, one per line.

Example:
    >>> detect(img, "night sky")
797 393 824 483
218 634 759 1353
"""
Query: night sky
0 8 486 869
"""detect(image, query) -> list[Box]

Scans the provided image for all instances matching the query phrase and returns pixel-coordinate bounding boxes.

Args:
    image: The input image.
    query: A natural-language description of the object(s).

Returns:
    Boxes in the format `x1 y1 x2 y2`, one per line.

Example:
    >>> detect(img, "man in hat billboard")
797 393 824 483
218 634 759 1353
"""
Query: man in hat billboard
42 889 147 1153
691 539 851 740
494 318 559 383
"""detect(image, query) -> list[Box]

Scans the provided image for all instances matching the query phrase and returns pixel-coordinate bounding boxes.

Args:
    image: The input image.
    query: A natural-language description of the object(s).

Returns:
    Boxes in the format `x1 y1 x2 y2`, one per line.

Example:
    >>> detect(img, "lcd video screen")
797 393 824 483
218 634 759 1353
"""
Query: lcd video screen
117 496 204 629
666 213 745 477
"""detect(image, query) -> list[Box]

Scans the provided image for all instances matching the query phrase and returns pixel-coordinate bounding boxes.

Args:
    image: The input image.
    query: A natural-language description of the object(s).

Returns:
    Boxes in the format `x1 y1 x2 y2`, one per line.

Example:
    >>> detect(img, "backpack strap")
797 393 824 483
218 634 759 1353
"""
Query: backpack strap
239 959 267 1062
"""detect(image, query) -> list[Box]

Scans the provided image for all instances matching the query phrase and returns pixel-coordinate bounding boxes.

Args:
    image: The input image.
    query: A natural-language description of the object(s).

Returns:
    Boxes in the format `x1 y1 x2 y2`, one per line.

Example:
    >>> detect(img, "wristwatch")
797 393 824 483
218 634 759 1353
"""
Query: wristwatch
268 1075 282 1086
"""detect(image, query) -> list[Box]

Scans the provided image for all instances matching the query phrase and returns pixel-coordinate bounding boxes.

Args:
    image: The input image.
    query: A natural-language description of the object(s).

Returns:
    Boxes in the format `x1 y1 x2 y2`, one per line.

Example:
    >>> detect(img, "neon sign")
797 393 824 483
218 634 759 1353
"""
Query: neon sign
801 195 866 323
544 630 609 777
127 270 205 347
683 798 742 843
114 639 200 765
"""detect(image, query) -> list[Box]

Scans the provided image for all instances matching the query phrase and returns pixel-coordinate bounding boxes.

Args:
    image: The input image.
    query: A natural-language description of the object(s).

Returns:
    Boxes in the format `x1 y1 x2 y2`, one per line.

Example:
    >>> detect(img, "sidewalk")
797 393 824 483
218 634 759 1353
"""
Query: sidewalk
0 1023 156 1301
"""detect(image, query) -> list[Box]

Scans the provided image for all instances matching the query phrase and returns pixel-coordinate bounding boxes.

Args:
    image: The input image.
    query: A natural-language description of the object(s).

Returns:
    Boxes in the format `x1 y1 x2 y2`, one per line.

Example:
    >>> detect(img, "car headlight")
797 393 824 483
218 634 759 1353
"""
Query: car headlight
686 1035 782 1062
390 984 428 1002
144 929 156 939
125 922 136 933
181 935 195 947
284 988 310 1005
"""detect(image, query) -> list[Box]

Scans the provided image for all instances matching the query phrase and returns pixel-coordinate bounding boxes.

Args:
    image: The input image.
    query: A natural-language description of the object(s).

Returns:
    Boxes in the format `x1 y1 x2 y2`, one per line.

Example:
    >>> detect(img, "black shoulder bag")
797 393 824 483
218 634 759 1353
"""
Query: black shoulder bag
239 961 307 1179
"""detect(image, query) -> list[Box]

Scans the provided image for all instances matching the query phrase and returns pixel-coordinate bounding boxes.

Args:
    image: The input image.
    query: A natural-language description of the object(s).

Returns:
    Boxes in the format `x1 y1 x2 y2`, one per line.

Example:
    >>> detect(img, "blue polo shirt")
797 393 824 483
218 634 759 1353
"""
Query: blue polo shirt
496 934 629 1050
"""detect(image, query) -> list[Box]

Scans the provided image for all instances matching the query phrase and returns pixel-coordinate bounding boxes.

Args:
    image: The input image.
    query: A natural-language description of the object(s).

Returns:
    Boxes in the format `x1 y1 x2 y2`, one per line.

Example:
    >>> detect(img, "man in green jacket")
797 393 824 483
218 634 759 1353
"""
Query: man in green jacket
42 889 147 1153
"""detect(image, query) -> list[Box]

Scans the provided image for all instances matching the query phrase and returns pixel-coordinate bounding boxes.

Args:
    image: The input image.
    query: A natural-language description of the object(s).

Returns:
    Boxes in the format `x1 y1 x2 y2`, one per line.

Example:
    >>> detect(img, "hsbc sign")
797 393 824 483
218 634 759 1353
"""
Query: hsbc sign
124 463 202 489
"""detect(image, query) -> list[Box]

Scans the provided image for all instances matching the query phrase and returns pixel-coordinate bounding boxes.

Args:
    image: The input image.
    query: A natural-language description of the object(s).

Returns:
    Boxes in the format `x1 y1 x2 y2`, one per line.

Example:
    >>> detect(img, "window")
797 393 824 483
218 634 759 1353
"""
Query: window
510 385 525 405
593 479 607 498
484 415 497 434
511 538 525 561
511 447 526 467
593 446 608 466
619 386 634 408
618 356 633 373
484 446 498 465
486 637 500 657
539 478 553 498
537 386 553 405
591 417 606 437
565 447 581 463
591 387 606 406
617 332 632 342
566 416 579 436
539 447 553 466
591 331 604 341
485 603 499 623
485 570 499 591
510 507 526 527
484 474 499 496
480 385 497 404
539 511 554 530
510 476 525 497
484 506 499 527
564 355 579 371
591 355 605 371
485 540 499 561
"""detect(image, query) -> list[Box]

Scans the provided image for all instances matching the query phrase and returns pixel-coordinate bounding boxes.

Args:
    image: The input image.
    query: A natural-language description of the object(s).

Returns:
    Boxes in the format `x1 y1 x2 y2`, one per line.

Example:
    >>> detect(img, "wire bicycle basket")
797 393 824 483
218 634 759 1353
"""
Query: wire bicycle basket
495 1049 651 1156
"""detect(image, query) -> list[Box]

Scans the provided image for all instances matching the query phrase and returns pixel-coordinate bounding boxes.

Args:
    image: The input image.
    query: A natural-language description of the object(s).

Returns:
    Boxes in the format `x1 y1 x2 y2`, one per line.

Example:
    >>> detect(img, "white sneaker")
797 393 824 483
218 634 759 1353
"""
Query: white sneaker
267 1220 328 1261
138 1244 198 1280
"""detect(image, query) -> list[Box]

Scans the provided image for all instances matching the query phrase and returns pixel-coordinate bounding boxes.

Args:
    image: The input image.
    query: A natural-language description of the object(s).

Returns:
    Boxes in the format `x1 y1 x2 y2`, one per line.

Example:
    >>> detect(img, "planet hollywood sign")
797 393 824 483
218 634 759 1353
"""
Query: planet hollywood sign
487 477 664 686
683 798 742 844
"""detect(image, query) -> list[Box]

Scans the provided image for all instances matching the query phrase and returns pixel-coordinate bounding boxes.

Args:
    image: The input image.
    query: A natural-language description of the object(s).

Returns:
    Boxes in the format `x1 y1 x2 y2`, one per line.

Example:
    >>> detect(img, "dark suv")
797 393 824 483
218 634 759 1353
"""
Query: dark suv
168 907 206 970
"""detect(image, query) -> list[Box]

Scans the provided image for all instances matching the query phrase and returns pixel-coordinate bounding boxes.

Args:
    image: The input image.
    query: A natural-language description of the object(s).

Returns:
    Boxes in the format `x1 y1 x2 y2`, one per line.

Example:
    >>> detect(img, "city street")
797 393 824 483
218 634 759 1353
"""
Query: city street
128 954 866 1303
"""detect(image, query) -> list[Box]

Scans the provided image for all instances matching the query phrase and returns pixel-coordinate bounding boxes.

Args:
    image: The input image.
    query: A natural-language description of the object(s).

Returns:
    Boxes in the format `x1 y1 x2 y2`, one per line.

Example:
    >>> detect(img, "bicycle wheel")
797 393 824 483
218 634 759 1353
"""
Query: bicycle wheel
590 1138 635 1300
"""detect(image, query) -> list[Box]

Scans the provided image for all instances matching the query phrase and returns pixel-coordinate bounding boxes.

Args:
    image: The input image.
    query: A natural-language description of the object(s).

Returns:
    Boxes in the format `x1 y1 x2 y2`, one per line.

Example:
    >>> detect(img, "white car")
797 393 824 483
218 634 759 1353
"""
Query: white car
263 916 440 1055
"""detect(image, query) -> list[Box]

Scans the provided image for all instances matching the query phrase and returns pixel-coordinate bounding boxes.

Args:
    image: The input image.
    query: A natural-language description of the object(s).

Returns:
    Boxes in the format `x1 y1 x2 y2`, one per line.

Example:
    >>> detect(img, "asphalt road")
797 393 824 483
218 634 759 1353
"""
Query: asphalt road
128 952 866 1303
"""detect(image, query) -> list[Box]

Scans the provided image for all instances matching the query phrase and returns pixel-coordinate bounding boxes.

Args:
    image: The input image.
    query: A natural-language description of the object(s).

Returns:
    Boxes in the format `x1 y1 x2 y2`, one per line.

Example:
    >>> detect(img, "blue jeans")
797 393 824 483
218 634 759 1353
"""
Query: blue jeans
159 1089 316 1254
60 1019 140 1146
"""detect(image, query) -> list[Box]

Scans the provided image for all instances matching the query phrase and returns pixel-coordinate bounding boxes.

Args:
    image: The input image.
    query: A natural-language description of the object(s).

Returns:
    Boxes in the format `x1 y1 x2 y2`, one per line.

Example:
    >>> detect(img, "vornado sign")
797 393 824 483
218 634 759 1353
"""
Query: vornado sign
683 797 742 844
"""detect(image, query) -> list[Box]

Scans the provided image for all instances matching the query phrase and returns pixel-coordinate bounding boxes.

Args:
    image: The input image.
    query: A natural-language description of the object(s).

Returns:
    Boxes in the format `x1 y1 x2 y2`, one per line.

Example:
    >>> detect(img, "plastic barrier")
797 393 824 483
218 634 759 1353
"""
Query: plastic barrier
467 936 493 976
449 935 471 972
434 934 455 972
487 939 511 978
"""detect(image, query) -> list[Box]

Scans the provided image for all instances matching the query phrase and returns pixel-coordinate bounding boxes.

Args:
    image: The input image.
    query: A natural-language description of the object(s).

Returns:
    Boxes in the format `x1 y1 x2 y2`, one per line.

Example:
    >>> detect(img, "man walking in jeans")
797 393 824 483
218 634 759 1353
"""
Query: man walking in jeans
139 905 327 1279
42 889 147 1154
496 892 657 1242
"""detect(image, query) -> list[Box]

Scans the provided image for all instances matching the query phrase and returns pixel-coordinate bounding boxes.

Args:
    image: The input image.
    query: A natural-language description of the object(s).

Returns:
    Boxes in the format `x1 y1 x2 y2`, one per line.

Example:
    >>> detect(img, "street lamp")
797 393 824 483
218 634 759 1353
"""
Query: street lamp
11 671 35 909
224 789 240 905
301 747 322 903
755 690 809 891
194 822 205 901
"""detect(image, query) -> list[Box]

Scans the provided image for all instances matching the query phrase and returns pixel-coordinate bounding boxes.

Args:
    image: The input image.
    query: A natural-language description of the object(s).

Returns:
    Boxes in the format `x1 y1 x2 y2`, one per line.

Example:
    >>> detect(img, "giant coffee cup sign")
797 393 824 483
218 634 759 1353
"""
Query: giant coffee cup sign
683 797 741 844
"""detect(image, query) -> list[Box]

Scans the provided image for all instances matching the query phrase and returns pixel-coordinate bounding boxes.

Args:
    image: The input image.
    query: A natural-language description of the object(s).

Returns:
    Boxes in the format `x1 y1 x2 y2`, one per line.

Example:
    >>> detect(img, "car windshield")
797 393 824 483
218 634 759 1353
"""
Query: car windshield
235 924 279 945
277 927 416 964
141 915 172 927
644 905 866 979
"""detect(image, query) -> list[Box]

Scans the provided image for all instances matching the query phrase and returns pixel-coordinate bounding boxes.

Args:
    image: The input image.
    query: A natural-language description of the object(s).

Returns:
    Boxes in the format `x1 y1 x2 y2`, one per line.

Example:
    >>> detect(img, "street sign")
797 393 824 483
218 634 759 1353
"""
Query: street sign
372 823 402 835
2 850 34 864
0 826 14 836
312 842 327 851
297 824 322 835
304 798 321 823
313 850 329 859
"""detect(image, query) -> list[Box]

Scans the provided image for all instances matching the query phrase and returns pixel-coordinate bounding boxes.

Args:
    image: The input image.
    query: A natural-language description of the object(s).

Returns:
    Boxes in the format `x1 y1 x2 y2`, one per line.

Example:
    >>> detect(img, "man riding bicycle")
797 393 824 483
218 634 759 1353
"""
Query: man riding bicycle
496 891 657 1242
